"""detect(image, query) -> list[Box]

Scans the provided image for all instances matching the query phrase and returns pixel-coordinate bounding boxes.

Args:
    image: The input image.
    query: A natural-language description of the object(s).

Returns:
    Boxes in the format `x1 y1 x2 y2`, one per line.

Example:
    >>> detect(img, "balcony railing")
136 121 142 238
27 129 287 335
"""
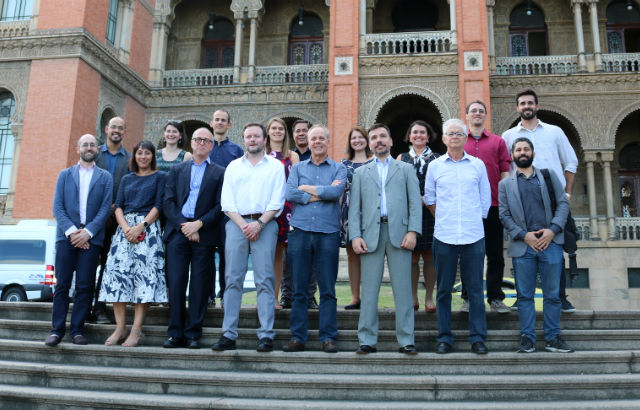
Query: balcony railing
361 31 455 56
254 65 328 84
495 55 578 76
162 68 234 88
615 217 640 240
601 53 640 73
0 20 30 38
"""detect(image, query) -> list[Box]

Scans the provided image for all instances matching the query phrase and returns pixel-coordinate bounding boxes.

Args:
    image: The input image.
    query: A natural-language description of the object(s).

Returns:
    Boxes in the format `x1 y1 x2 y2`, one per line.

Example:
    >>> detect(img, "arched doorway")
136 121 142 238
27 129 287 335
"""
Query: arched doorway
99 108 117 145
509 2 548 56
181 120 211 152
289 12 324 65
614 109 640 218
201 17 235 68
0 92 16 196
606 0 640 53
375 94 444 158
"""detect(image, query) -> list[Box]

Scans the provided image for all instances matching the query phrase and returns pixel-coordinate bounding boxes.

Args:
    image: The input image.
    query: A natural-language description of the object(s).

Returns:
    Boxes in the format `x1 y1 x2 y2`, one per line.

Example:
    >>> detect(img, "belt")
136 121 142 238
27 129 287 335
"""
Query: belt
241 213 262 220
380 217 388 223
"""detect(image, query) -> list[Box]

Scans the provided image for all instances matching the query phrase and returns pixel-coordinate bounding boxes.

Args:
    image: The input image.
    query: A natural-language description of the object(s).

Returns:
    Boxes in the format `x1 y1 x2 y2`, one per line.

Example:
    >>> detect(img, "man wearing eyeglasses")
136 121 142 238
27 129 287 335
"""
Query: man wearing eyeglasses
425 119 491 355
163 127 225 349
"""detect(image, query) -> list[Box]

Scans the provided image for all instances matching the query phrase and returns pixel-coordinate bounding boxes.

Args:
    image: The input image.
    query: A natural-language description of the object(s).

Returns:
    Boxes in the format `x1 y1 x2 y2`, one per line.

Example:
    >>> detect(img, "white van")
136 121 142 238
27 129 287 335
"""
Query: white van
0 219 57 302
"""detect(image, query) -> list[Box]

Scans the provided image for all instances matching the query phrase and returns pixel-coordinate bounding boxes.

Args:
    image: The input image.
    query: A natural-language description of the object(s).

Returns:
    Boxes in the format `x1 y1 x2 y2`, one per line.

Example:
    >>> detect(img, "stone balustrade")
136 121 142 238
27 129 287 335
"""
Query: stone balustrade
601 53 640 73
0 20 30 38
254 65 328 84
495 55 578 75
161 68 234 88
361 31 455 56
574 217 591 241
615 217 640 240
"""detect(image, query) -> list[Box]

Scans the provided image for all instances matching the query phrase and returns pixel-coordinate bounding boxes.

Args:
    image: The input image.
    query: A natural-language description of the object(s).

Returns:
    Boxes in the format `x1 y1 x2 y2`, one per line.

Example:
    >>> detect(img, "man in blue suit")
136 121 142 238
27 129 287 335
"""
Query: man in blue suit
46 134 113 346
163 127 225 349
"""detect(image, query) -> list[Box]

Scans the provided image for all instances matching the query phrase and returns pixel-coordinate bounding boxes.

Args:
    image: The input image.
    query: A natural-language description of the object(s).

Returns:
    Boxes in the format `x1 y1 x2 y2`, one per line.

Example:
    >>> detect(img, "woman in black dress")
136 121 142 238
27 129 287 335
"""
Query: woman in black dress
396 120 439 312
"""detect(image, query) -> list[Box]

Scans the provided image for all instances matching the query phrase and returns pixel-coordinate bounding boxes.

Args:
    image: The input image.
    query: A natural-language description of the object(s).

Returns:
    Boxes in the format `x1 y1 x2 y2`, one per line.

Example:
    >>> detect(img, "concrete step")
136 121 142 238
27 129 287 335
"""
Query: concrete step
3 319 640 351
2 384 640 410
1 359 640 402
0 340 637 375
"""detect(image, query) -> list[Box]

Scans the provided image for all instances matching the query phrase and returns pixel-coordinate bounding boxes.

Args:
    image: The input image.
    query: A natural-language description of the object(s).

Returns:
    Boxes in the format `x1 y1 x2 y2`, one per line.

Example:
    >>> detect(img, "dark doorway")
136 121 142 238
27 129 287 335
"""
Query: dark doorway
181 120 212 152
375 94 444 158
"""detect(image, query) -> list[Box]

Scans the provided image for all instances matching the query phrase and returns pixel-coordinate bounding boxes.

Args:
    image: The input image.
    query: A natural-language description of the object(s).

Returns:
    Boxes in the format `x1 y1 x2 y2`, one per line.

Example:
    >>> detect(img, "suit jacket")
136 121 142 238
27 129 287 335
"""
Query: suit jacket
498 167 569 258
163 159 225 247
95 146 131 202
348 157 422 252
52 164 113 246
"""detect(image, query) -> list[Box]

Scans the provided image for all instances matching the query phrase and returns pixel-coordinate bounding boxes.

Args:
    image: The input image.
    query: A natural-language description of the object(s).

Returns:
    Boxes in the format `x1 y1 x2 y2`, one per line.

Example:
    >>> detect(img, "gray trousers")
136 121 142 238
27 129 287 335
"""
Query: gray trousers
222 219 277 340
358 223 414 347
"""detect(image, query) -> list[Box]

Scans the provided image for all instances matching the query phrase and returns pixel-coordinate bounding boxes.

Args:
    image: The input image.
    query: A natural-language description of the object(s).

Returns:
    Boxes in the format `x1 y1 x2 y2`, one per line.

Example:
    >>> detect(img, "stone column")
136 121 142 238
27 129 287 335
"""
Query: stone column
487 0 496 71
584 151 601 240
365 0 374 34
600 150 617 240
247 14 259 83
449 0 457 48
4 123 22 218
572 0 587 72
360 0 366 35
149 17 171 85
118 0 135 64
233 16 244 83
588 0 603 69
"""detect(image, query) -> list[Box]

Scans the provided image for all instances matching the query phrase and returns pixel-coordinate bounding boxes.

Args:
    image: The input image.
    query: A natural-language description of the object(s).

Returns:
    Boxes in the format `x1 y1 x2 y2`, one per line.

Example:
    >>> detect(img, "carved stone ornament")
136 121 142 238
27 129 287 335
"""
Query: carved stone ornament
335 56 353 76
464 51 483 71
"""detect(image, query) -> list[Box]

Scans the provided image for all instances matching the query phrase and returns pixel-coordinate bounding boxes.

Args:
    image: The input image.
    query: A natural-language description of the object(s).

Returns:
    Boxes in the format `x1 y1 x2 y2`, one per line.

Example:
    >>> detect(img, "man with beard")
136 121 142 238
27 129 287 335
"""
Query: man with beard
212 123 285 352
499 137 574 353
46 134 113 346
502 89 579 313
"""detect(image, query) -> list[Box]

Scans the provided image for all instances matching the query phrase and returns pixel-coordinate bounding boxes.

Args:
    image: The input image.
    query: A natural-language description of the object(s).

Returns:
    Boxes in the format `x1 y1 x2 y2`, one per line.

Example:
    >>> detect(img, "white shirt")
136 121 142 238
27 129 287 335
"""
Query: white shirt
375 156 390 217
502 119 578 189
64 163 95 238
221 153 285 216
424 152 491 245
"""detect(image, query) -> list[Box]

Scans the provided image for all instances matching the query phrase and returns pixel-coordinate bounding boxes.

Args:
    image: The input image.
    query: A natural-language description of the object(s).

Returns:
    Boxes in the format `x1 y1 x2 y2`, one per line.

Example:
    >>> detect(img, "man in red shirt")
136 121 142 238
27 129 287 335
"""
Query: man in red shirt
462 100 512 313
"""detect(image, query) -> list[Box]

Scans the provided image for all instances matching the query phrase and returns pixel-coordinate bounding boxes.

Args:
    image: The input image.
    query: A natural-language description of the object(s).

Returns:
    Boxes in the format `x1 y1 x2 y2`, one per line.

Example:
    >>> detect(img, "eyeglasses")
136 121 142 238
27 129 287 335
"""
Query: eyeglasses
80 143 98 148
444 132 466 137
193 137 213 145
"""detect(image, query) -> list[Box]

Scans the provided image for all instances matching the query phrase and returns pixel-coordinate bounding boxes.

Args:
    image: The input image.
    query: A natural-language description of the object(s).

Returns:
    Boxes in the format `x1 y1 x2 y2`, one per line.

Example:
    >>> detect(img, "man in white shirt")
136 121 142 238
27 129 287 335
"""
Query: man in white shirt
212 123 285 353
425 119 491 355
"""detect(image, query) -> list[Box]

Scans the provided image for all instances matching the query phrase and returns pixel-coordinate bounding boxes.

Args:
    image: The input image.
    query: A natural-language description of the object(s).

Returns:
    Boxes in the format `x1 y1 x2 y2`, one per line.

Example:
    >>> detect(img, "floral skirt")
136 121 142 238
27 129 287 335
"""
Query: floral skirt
99 214 168 303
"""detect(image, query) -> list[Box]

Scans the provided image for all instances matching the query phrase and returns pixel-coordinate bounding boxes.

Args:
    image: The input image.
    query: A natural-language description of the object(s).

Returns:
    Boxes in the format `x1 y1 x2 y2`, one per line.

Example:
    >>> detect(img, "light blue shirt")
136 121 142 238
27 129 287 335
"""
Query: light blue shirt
181 158 211 219
375 156 390 217
424 152 491 245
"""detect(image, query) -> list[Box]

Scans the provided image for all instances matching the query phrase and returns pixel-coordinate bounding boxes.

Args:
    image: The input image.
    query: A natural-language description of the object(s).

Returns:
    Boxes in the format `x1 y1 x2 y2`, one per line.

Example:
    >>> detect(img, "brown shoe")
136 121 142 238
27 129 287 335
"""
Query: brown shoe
282 339 305 352
322 340 338 353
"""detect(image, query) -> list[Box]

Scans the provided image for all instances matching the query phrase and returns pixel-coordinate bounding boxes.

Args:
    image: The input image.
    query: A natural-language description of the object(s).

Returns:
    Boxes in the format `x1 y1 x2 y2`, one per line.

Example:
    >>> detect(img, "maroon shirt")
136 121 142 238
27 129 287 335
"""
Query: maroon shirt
464 129 512 207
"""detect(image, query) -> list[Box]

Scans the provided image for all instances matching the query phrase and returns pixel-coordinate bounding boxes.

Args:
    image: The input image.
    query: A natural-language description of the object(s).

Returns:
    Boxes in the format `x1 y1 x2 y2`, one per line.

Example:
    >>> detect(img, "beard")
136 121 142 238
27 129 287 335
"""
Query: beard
520 108 537 121
80 151 97 163
515 155 534 168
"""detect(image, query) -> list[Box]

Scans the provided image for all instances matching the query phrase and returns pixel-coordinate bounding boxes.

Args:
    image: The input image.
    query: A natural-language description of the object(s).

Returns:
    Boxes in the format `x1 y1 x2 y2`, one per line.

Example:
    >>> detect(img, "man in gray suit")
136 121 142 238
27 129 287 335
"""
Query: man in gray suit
499 137 574 353
349 123 422 355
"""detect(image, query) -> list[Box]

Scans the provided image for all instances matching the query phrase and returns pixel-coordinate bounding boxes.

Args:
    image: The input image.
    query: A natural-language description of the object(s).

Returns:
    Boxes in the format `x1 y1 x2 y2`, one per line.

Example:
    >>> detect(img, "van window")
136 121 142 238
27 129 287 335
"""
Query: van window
0 240 46 264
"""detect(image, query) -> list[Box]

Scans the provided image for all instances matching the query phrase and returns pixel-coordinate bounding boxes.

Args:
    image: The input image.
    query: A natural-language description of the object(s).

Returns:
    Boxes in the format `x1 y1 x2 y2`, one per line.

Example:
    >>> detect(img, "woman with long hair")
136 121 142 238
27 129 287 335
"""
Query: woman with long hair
156 120 192 172
266 117 299 309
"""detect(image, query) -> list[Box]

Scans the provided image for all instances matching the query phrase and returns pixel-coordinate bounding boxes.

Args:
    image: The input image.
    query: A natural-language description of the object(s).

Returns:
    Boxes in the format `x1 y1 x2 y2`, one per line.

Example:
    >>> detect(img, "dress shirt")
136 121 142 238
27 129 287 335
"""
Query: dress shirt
221 153 285 217
515 170 563 240
181 158 211 219
286 157 347 233
465 129 511 207
64 163 95 238
209 138 244 168
375 156 390 217
502 120 578 189
424 152 491 245
294 147 311 161
99 144 127 177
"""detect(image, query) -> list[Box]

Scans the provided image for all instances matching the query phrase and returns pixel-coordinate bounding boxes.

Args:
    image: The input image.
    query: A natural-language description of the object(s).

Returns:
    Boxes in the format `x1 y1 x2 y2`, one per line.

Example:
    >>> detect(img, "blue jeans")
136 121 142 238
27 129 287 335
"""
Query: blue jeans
513 242 562 343
433 238 487 345
288 228 339 344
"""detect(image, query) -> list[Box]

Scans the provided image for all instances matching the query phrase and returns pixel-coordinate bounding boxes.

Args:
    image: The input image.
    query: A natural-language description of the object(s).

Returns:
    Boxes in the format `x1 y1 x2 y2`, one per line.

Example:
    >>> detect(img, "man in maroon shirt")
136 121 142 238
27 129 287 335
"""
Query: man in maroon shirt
462 100 512 313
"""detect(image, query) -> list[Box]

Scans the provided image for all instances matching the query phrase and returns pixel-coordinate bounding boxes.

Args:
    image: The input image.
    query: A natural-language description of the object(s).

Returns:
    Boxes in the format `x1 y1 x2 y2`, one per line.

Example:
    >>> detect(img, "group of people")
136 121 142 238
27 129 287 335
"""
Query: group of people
46 88 578 355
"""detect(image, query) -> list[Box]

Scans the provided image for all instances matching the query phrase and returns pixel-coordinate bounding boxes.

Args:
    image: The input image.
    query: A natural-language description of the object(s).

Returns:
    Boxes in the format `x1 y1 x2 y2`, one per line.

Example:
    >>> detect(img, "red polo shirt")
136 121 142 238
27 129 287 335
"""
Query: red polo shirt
464 129 512 207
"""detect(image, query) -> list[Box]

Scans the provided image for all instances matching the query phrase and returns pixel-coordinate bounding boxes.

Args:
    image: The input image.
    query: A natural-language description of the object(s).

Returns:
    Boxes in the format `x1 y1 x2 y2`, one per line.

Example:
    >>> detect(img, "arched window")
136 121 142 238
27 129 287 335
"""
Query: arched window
0 93 16 195
391 0 439 32
0 0 34 21
201 17 235 69
619 142 640 217
99 108 116 145
289 13 324 65
606 0 640 53
509 2 548 56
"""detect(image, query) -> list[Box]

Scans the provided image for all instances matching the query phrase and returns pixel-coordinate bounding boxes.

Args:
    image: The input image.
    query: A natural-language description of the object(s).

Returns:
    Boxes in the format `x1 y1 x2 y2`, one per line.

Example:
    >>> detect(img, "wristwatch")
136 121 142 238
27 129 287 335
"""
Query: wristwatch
143 221 149 229
256 219 265 229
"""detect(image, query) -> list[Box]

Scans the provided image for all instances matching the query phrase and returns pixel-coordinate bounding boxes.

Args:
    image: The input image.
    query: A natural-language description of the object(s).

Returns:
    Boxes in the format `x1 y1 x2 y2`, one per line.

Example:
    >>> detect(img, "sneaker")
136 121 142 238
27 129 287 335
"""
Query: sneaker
516 336 536 353
489 300 511 314
460 300 469 313
561 298 576 313
545 336 574 353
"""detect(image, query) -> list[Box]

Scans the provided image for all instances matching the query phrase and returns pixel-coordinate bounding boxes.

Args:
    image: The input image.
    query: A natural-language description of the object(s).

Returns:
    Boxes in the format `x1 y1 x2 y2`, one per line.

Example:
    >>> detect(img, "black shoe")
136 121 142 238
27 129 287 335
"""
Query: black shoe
44 334 61 347
94 311 111 324
471 341 488 355
186 338 200 349
283 339 305 352
561 298 576 313
280 299 292 309
322 340 339 353
516 336 536 353
212 336 236 351
355 344 377 354
72 335 89 345
257 338 274 352
344 302 361 310
308 297 318 309
545 336 574 353
435 342 452 354
163 337 186 348
398 345 418 355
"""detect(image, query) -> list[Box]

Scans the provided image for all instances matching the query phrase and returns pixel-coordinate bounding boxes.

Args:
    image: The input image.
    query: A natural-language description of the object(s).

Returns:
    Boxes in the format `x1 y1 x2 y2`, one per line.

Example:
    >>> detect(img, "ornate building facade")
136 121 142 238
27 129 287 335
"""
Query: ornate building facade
0 0 639 307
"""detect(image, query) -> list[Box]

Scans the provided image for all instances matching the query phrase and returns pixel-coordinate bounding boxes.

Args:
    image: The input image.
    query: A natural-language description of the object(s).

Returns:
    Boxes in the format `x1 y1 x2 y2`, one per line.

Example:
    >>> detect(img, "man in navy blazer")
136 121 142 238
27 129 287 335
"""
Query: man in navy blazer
46 134 113 347
163 127 225 349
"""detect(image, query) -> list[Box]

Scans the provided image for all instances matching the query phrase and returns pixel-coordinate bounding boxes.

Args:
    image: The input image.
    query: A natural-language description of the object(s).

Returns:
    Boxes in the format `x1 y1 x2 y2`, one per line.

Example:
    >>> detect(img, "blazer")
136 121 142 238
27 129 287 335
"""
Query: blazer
498 167 569 258
348 157 422 252
95 145 131 202
163 159 225 247
52 164 113 246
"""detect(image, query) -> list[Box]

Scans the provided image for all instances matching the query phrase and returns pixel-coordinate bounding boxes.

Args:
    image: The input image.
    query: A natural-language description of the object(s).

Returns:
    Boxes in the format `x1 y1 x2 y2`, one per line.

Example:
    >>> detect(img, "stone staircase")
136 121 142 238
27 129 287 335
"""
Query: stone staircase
0 302 639 409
